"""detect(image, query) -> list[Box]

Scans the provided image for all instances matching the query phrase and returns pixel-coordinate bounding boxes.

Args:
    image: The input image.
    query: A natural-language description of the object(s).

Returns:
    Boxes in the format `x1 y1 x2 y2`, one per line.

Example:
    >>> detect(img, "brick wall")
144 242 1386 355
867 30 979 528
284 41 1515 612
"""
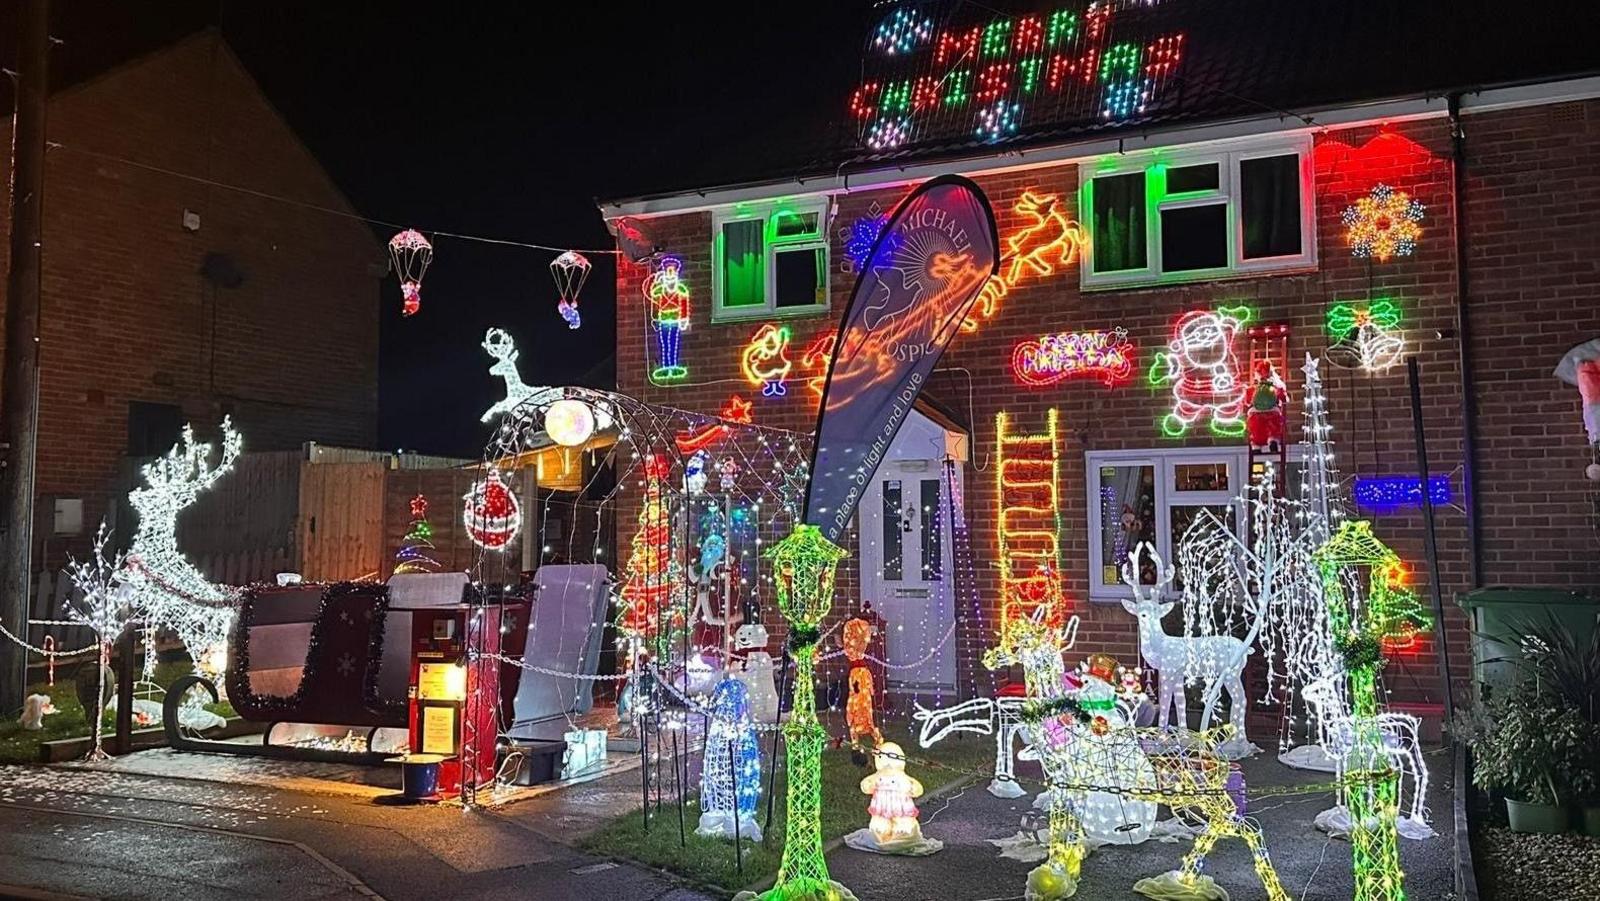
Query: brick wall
0 32 381 567
612 104 1600 708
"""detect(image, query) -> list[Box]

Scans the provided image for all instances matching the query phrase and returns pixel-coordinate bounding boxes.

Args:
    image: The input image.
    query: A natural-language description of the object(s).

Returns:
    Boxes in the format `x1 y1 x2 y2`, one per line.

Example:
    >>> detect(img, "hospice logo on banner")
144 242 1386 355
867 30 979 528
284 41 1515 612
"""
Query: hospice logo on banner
803 175 999 544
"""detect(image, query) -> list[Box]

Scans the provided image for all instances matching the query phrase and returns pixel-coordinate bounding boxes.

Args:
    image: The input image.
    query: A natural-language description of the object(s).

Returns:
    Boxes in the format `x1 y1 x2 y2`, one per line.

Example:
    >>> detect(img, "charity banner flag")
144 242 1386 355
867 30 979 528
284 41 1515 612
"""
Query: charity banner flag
803 175 999 544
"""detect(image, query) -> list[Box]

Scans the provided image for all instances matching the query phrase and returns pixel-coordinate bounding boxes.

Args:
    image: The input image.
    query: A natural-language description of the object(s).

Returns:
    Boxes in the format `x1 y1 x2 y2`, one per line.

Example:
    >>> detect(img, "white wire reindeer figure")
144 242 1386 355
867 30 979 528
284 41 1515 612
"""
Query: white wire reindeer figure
1301 676 1433 838
1119 542 1250 740
481 328 555 423
912 612 1078 800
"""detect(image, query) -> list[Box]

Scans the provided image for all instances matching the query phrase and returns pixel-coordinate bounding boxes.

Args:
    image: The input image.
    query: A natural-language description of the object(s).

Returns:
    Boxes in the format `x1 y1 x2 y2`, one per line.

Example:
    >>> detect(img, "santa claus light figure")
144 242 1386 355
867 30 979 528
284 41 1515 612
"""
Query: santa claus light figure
1150 307 1252 437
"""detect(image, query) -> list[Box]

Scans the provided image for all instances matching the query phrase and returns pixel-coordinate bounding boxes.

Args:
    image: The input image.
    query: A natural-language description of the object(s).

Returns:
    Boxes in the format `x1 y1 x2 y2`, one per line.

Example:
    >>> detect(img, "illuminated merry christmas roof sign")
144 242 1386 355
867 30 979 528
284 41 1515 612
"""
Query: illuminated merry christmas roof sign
849 1 1186 153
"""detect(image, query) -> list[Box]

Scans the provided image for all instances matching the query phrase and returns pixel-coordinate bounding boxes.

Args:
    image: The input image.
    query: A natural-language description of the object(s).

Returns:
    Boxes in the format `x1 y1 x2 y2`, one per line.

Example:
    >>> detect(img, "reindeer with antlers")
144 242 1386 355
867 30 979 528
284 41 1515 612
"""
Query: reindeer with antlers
119 417 243 678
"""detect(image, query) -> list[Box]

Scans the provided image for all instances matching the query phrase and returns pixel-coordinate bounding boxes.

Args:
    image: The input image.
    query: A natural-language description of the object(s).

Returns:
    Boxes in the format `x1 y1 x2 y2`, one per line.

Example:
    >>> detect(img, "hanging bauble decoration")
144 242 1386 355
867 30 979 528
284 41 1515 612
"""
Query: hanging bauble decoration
545 398 596 448
388 229 434 317
463 469 521 550
550 250 592 329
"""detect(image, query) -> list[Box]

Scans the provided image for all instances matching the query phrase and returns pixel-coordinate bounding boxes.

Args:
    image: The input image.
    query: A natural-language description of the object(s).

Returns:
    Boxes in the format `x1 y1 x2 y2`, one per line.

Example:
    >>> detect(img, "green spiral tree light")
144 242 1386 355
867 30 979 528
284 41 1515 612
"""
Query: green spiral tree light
740 524 856 901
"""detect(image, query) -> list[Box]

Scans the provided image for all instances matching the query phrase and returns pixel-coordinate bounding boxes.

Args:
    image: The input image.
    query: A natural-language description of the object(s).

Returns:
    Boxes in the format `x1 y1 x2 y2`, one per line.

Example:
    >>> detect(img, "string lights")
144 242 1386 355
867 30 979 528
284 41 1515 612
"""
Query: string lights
393 495 440 575
1353 475 1452 512
696 676 763 842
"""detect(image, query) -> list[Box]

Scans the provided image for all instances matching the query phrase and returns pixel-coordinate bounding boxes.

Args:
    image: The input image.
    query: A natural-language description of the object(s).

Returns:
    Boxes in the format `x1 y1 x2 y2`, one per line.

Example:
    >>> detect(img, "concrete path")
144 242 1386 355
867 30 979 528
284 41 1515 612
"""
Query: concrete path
0 761 709 901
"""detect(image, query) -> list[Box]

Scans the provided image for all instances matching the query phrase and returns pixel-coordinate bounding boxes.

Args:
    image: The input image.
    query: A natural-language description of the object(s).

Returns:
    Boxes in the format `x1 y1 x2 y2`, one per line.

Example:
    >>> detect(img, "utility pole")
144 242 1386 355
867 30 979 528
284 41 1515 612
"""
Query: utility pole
0 0 51 712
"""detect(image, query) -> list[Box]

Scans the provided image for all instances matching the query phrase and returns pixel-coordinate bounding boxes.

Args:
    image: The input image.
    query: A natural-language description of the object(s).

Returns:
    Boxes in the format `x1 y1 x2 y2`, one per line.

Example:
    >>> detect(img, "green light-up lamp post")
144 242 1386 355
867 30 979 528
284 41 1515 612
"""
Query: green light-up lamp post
740 524 856 901
1315 520 1411 901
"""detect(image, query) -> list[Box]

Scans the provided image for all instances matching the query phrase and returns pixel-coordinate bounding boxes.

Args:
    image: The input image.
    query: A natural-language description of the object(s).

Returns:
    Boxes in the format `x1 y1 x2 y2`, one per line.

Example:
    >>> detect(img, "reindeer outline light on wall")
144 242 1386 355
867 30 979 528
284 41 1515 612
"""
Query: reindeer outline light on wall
962 190 1086 331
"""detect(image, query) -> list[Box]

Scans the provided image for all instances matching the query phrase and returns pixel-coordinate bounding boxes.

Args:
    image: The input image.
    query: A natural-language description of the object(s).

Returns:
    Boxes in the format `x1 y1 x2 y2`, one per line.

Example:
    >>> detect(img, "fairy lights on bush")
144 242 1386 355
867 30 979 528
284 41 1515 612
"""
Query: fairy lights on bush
1343 184 1425 262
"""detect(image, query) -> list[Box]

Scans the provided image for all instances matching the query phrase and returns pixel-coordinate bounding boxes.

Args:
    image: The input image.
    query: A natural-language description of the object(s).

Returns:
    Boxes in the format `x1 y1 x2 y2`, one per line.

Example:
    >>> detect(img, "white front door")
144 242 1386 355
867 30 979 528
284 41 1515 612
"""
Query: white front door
860 459 957 699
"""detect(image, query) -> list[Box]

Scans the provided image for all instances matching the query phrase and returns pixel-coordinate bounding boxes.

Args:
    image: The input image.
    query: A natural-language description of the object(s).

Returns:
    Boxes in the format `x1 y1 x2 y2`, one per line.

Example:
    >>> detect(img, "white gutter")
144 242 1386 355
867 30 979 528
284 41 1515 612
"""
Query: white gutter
599 74 1600 220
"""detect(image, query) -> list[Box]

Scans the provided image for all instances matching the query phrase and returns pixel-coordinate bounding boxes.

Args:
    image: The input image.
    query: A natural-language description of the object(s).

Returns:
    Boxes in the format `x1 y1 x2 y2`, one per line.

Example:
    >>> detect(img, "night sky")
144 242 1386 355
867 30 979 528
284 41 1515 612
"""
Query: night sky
12 1 868 457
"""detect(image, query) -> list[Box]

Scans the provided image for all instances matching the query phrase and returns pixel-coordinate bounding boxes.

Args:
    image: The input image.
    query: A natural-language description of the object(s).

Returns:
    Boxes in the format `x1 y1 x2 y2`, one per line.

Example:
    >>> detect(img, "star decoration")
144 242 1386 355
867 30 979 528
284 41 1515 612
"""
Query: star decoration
409 494 429 519
336 653 355 677
719 395 754 424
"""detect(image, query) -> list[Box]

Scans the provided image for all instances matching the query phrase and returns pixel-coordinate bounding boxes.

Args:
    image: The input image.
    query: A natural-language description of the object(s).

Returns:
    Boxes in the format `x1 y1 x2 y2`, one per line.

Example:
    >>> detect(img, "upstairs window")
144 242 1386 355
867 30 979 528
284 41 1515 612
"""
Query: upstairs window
712 201 831 320
1081 136 1314 289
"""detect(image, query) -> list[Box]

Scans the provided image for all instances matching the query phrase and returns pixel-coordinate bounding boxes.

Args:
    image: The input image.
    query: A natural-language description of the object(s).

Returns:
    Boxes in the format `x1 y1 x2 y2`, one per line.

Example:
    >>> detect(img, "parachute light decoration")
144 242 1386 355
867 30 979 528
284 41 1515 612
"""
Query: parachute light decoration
550 250 592 329
388 229 434 317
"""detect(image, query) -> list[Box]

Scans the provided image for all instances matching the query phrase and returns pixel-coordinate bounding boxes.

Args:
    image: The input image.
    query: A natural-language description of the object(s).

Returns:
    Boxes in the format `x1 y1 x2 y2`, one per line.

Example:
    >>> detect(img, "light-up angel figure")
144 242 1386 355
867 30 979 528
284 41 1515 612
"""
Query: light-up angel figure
388 229 433 317
1148 307 1251 437
1327 300 1405 373
549 250 591 329
645 255 691 383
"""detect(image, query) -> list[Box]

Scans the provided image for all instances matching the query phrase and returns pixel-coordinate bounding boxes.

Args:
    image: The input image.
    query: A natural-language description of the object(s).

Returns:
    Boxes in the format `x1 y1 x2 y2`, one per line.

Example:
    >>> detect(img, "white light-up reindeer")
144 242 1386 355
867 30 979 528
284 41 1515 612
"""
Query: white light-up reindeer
122 418 243 678
912 615 1079 800
1119 542 1250 742
1302 676 1433 839
481 327 556 423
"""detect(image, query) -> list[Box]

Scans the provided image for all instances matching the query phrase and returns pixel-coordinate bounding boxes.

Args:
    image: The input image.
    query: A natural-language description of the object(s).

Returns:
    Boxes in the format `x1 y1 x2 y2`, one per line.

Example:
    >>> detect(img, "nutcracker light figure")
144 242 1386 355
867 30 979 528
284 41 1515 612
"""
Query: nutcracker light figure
644 255 691 384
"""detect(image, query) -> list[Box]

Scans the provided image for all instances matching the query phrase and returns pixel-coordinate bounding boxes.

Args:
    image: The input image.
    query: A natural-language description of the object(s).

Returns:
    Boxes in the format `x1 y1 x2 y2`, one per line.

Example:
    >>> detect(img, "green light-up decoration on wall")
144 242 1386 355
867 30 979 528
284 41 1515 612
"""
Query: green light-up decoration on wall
739 524 856 901
1314 520 1411 901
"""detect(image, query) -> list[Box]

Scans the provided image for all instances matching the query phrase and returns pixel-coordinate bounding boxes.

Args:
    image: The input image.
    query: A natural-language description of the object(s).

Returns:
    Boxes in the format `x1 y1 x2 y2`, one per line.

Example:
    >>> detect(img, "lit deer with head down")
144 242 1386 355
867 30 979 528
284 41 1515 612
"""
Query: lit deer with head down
1119 542 1248 738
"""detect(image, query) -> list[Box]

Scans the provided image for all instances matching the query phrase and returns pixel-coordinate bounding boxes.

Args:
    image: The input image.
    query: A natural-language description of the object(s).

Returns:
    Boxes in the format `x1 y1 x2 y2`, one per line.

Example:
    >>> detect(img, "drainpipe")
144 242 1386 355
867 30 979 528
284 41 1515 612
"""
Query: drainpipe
1448 92 1483 588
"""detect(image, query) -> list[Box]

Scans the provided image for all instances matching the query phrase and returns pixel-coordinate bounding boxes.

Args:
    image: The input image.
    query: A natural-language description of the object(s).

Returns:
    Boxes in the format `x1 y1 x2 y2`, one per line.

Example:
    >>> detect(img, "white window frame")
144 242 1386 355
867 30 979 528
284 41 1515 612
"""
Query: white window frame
1079 134 1316 291
711 199 832 322
1086 446 1247 601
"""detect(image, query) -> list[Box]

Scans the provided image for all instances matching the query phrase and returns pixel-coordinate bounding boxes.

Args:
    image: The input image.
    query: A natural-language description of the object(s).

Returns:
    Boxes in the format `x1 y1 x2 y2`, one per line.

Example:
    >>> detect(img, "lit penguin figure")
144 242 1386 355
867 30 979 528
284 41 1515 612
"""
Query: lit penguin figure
695 676 762 842
860 742 927 849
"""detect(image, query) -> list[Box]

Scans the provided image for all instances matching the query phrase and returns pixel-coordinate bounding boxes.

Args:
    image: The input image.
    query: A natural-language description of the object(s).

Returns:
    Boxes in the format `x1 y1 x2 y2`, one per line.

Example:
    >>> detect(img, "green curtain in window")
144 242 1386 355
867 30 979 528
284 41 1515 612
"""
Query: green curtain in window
721 219 764 308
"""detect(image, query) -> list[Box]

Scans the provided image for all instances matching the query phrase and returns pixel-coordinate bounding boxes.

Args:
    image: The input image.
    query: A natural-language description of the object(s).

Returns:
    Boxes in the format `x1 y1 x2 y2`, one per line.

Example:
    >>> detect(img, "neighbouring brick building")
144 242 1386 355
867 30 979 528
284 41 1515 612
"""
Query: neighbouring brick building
0 30 381 570
595 2 1600 720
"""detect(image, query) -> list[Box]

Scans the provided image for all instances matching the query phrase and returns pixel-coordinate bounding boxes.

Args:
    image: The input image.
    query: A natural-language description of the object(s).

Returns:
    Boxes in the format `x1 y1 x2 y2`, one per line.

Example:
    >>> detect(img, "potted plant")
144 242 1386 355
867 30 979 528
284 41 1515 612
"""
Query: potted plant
1470 680 1590 833
1517 616 1600 834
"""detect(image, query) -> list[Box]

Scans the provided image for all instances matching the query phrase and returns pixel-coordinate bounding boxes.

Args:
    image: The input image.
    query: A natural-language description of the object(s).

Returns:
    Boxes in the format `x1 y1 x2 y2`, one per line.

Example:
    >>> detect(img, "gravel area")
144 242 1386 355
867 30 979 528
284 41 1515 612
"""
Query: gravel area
1476 826 1600 901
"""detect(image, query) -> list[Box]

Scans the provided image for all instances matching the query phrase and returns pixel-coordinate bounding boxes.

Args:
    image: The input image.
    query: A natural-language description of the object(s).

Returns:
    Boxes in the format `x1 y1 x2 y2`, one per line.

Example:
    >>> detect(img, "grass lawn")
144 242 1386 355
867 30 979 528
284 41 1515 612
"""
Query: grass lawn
0 658 235 764
580 713 998 893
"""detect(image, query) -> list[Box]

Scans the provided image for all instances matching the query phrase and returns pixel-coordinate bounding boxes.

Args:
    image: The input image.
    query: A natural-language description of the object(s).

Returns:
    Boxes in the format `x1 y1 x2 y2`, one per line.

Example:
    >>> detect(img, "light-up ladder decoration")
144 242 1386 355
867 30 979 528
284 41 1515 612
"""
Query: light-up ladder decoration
995 409 1066 654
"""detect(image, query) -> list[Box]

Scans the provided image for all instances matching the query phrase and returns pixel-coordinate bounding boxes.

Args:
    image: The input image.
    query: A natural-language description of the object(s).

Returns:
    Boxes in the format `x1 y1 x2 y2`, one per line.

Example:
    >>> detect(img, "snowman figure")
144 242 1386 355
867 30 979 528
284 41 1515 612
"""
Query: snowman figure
731 623 779 723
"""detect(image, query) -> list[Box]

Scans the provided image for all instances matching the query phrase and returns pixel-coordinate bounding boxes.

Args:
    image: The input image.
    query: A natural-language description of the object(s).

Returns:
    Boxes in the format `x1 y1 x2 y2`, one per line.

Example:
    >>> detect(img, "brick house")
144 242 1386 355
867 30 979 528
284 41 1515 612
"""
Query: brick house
0 30 381 569
597 3 1600 715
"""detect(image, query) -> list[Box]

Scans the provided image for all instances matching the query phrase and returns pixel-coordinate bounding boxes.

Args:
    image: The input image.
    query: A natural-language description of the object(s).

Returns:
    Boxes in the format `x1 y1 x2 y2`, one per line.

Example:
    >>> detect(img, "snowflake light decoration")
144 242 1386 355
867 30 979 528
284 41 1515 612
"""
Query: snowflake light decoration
866 116 911 151
873 7 933 55
975 101 1020 141
839 204 895 273
1342 184 1425 262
